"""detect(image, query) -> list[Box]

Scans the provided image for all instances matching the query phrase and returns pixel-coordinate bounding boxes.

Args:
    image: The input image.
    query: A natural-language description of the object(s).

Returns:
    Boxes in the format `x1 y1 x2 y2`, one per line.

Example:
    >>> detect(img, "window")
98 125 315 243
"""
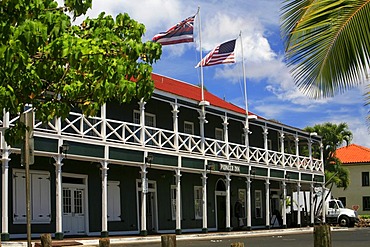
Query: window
194 186 203 219
13 170 51 224
238 189 246 217
215 128 224 141
107 181 121 221
363 196 370 211
184 121 194 135
255 190 262 218
133 110 156 127
362 172 369 186
133 110 156 145
338 197 346 207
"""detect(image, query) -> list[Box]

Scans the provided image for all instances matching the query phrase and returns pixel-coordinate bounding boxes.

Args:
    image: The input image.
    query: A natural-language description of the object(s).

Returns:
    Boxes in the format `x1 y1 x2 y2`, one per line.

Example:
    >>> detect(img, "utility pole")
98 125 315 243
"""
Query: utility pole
21 109 34 247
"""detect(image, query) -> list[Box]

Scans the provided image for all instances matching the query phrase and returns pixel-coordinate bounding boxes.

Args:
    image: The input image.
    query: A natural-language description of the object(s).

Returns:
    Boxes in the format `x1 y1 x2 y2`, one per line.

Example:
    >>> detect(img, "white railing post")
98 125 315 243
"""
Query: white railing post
139 100 146 146
263 127 269 165
265 178 270 229
222 115 229 159
280 131 285 167
198 106 207 155
295 135 300 169
171 102 179 152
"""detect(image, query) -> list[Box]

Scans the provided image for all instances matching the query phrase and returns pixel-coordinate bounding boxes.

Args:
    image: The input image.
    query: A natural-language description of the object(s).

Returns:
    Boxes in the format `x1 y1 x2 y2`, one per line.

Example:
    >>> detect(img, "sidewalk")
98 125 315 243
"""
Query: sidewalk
1 227 347 247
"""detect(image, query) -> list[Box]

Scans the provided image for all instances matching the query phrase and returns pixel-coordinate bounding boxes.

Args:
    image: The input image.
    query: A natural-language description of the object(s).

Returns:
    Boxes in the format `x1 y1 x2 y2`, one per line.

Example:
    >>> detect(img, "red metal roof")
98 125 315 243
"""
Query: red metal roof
152 73 253 116
335 144 370 164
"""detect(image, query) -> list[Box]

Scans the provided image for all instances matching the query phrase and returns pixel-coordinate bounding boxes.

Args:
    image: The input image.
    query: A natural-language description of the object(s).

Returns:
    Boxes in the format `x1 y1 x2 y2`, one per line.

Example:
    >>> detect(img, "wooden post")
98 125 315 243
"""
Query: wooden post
314 224 332 247
161 234 176 247
99 238 110 247
231 243 244 247
40 234 52 247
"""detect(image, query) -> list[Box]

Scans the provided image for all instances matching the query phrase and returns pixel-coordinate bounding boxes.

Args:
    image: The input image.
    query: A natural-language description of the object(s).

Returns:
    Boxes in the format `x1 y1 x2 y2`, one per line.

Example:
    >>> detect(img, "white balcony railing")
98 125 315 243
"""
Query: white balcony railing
5 112 323 172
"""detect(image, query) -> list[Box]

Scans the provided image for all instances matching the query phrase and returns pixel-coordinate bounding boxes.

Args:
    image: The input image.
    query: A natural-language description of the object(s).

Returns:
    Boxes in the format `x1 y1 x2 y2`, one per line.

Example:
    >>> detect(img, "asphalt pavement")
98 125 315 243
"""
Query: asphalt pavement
1 227 366 247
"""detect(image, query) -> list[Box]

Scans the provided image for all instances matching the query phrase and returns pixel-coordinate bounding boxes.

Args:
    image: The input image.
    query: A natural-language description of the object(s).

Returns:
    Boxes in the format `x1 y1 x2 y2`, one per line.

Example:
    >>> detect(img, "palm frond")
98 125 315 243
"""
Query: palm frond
281 0 370 98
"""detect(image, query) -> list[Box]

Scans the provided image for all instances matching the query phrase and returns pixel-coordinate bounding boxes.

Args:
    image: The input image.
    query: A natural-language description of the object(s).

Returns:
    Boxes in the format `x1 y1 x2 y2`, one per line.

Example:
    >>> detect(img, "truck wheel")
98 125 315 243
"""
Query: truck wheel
339 216 350 227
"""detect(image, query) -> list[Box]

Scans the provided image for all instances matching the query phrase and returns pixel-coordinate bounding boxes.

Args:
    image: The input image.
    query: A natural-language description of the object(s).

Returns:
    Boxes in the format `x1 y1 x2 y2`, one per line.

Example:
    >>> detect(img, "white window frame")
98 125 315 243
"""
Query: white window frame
107 181 121 221
133 110 156 127
255 190 263 219
184 121 194 135
13 169 51 224
194 186 203 220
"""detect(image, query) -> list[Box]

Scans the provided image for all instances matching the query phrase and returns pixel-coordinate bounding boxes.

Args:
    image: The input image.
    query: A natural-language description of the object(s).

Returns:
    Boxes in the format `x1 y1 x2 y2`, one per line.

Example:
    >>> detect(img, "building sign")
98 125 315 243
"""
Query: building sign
219 163 240 173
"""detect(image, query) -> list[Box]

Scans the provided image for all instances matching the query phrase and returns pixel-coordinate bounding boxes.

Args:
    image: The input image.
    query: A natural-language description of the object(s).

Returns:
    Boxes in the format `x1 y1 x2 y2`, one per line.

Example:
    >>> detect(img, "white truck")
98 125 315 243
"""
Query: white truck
326 199 359 227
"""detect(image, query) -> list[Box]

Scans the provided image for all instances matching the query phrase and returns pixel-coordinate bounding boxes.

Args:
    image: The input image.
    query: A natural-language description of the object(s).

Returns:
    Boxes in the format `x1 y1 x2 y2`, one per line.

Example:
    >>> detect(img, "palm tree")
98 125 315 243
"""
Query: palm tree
280 0 370 114
304 122 352 189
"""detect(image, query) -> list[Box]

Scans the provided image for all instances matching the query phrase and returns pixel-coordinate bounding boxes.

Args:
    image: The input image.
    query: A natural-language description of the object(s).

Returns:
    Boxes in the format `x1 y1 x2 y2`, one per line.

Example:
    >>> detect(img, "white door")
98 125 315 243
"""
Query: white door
62 186 86 235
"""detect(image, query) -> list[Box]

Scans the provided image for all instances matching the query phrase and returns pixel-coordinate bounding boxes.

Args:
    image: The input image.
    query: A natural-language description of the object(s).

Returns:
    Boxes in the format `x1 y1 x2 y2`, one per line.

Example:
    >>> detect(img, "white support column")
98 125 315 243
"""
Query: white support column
139 99 146 146
222 115 229 159
282 181 287 228
243 123 250 162
198 106 207 155
263 127 269 165
280 131 285 167
320 142 324 172
201 171 208 232
265 178 270 229
1 110 10 240
171 102 179 151
321 183 326 223
175 169 182 234
140 163 148 235
308 139 313 170
54 117 64 240
310 183 315 226
297 182 301 227
54 155 64 240
246 176 252 230
101 160 109 237
295 135 300 168
101 104 107 142
225 173 231 231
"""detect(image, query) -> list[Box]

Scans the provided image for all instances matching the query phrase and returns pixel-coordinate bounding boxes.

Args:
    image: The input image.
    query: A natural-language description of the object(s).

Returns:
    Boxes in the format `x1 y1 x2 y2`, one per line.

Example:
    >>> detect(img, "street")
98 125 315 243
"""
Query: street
116 228 370 247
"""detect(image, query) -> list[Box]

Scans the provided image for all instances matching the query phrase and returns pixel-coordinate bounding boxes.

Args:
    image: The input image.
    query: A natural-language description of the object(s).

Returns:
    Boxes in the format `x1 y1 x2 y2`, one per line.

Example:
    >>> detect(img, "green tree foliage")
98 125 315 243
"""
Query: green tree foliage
0 0 162 144
304 122 352 189
280 0 370 118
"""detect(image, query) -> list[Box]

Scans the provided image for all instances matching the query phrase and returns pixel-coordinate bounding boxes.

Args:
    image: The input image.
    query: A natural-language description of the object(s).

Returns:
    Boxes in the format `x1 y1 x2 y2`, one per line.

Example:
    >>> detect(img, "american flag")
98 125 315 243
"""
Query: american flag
196 39 236 67
152 15 195 45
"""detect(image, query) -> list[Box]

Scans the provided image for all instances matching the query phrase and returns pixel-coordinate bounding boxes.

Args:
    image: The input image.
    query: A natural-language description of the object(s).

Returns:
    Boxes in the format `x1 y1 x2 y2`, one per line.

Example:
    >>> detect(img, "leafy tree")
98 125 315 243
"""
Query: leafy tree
280 0 370 117
304 122 352 189
0 0 162 145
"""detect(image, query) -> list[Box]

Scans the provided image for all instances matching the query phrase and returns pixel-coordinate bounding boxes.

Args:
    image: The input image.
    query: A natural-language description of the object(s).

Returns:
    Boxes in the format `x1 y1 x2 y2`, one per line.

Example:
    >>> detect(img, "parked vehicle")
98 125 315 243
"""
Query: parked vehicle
326 199 359 227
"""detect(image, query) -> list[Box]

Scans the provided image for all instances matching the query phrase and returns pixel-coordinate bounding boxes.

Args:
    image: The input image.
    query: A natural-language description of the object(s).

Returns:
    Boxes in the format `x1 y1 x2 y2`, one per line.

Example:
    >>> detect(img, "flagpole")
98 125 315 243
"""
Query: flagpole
197 7 207 104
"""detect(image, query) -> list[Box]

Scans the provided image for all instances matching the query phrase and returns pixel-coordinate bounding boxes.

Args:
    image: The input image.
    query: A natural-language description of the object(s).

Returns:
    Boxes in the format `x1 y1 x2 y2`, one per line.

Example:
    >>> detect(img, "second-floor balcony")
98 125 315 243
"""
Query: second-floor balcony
22 111 324 173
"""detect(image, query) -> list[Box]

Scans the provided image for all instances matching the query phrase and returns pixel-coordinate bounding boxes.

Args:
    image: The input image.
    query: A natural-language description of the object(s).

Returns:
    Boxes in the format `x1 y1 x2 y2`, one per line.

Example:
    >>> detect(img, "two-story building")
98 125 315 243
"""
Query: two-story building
332 144 370 215
0 73 324 240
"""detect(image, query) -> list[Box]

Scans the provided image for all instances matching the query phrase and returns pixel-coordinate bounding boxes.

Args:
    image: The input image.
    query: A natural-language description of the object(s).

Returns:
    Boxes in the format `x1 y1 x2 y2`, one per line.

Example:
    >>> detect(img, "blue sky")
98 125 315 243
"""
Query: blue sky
71 0 370 147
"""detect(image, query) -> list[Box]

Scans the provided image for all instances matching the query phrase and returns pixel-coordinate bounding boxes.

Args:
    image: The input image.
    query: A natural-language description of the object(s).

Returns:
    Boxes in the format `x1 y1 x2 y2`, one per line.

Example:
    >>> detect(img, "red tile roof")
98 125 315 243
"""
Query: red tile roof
335 144 370 164
152 73 253 116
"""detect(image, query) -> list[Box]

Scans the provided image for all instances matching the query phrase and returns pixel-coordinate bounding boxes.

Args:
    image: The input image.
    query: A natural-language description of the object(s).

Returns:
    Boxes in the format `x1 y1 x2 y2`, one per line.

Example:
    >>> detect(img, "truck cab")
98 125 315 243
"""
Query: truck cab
326 199 358 227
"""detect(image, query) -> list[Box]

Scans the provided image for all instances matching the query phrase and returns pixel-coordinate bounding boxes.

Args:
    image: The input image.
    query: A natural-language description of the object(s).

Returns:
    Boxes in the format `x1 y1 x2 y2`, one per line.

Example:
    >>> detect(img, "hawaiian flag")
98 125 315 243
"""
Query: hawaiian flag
152 15 195 45
196 39 236 67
